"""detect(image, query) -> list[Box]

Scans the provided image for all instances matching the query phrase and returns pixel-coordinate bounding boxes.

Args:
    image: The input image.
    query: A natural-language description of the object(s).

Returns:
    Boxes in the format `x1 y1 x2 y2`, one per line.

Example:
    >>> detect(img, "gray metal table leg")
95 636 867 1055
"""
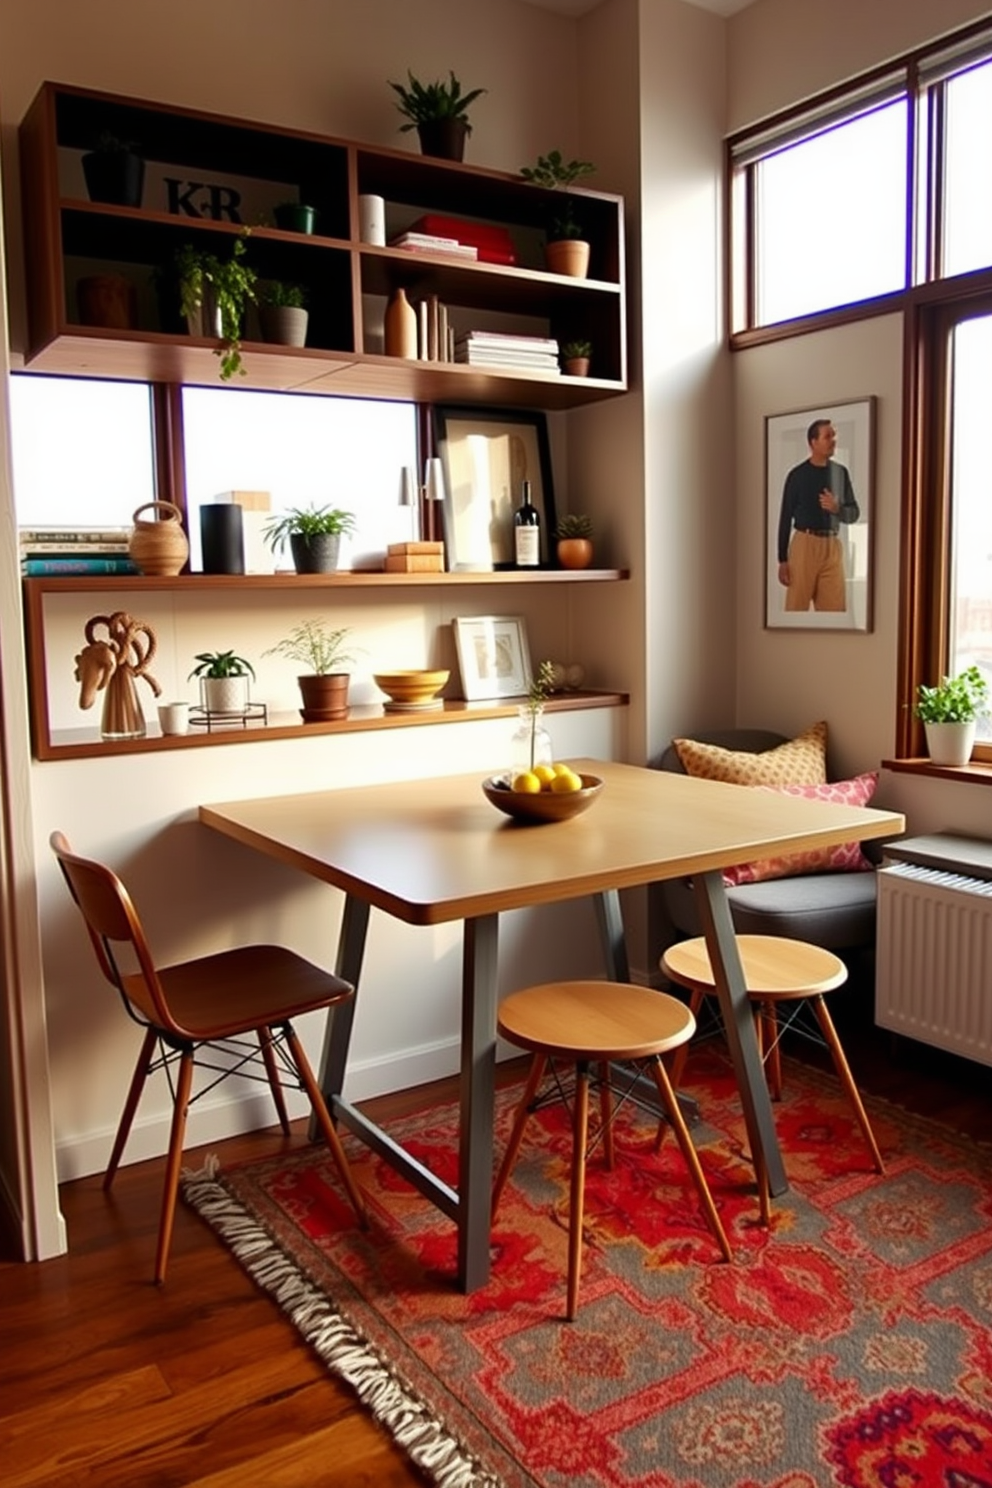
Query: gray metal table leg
694 871 788 1197
458 912 499 1292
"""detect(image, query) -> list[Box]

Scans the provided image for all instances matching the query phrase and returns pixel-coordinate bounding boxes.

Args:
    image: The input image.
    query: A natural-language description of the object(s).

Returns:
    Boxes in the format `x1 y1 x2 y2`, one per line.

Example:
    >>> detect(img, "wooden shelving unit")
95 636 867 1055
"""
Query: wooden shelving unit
17 81 627 409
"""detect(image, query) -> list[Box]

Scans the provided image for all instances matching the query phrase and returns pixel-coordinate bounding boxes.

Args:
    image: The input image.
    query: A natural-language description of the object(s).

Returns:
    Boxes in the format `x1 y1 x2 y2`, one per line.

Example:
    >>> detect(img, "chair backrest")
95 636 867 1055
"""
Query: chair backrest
50 830 179 1036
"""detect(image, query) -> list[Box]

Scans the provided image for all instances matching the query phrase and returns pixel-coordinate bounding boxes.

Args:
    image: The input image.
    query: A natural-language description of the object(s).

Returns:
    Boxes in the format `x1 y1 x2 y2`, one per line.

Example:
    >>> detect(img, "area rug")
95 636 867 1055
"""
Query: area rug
182 1047 992 1488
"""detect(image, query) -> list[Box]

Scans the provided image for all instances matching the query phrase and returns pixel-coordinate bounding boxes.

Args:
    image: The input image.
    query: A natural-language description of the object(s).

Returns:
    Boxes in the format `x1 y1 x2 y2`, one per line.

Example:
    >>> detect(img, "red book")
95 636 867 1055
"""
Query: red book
410 215 517 265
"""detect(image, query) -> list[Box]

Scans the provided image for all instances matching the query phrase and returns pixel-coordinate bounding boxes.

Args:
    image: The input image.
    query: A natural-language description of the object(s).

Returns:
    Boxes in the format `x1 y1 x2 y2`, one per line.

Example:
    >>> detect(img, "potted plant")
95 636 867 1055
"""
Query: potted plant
913 664 989 766
262 504 356 574
273 201 317 235
173 235 257 380
520 150 596 278
555 513 594 570
387 70 487 161
560 339 592 377
256 280 308 347
188 649 256 716
264 619 359 721
81 130 145 208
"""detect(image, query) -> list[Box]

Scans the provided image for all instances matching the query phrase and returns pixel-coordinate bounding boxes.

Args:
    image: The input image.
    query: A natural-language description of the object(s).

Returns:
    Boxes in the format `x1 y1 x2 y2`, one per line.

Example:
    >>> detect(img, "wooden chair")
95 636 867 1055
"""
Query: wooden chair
492 979 732 1321
50 830 367 1283
661 934 884 1223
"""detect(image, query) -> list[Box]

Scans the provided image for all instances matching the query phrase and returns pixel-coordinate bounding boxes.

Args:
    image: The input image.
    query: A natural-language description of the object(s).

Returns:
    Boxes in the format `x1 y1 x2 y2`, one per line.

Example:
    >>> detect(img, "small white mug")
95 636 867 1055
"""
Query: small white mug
359 194 386 245
158 701 190 736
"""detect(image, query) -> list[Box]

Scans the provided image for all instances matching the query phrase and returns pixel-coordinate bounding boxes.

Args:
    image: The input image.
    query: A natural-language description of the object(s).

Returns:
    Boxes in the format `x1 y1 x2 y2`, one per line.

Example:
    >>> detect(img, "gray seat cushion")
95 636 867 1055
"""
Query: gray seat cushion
656 729 878 951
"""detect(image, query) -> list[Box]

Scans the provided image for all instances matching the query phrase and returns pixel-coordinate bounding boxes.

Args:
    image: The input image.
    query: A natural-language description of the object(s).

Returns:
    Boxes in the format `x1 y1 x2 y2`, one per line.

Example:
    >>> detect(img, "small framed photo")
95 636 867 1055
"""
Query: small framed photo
765 398 874 631
433 406 556 571
453 615 532 700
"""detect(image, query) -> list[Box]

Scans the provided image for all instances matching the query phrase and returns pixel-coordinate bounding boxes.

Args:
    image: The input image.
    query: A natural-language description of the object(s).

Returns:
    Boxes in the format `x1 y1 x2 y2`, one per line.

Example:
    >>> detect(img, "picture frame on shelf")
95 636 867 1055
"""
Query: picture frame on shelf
433 406 556 571
765 397 874 633
453 615 532 700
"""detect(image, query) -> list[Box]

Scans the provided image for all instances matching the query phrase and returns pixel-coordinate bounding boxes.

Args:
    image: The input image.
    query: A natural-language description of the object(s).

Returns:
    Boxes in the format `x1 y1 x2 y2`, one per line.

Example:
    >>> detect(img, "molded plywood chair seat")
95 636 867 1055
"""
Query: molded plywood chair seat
661 934 884 1223
50 830 367 1283
493 979 732 1320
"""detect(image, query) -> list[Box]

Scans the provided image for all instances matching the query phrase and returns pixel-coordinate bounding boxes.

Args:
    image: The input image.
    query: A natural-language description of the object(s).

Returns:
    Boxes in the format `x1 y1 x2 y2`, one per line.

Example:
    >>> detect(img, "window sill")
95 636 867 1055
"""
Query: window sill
882 756 992 785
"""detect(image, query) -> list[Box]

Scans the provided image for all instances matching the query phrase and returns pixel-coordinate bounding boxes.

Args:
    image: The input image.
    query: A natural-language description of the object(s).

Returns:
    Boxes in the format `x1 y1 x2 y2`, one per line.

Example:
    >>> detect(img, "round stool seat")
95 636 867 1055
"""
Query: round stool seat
498 979 696 1060
661 934 847 999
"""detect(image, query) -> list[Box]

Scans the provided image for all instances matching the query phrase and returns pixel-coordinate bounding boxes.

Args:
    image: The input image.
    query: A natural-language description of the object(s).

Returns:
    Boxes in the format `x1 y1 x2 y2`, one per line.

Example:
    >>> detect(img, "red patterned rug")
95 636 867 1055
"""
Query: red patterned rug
183 1047 992 1488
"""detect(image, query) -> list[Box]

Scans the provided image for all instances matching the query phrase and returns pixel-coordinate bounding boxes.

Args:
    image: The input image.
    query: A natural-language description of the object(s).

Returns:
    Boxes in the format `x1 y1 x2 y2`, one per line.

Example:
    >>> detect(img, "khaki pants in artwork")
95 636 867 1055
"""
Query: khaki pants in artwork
785 531 846 612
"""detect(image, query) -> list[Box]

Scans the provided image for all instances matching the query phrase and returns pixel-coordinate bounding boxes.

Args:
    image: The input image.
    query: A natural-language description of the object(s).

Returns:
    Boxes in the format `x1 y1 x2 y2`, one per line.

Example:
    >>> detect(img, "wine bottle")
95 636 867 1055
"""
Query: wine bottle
514 480 541 568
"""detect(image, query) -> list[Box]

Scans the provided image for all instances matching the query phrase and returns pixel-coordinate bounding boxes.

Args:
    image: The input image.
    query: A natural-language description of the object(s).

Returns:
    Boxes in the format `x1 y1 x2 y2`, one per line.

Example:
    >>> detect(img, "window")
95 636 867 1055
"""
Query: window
752 101 908 327
942 59 992 278
8 374 155 526
180 386 419 570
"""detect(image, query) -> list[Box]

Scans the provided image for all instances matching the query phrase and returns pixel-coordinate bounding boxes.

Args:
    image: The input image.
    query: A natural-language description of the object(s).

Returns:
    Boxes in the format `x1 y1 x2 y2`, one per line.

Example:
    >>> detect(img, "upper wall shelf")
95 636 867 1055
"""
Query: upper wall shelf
17 82 628 410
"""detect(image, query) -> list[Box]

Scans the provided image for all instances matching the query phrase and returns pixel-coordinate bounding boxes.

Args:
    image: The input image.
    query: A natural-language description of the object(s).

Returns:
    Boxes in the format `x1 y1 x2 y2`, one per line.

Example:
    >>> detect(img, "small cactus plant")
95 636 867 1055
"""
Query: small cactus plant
556 513 593 541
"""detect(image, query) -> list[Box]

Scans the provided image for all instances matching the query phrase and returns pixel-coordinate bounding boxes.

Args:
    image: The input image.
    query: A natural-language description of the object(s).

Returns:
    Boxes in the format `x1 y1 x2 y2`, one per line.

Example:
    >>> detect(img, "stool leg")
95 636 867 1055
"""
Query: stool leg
649 1055 733 1263
810 997 885 1174
567 1061 591 1321
761 1002 783 1100
259 1025 292 1135
667 985 704 1091
493 1053 547 1214
598 1061 615 1170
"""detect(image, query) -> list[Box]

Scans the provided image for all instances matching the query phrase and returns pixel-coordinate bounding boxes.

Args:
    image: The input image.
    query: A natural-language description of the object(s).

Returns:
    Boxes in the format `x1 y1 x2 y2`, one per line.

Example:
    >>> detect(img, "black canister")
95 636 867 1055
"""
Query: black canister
199 503 245 574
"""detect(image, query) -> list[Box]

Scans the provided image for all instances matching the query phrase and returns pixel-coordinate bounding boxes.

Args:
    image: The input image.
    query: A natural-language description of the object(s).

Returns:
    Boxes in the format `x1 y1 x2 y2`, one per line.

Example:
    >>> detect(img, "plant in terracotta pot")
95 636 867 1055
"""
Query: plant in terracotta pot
188 649 256 715
81 130 145 207
520 150 596 278
256 280 308 347
388 70 487 161
262 503 356 574
555 513 594 570
913 664 989 767
264 619 359 721
172 234 257 380
560 338 592 377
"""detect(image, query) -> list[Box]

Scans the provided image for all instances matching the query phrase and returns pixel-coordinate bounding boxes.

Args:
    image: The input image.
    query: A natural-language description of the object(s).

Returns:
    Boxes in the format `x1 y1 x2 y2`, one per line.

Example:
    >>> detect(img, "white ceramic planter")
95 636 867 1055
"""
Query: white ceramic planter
924 720 976 766
201 676 249 715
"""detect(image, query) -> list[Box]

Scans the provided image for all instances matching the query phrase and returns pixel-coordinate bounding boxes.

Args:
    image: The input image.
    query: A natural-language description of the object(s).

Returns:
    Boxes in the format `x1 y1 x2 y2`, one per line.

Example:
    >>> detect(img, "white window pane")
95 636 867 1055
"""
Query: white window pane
181 387 419 571
948 314 992 740
755 102 907 325
943 60 992 278
8 374 155 527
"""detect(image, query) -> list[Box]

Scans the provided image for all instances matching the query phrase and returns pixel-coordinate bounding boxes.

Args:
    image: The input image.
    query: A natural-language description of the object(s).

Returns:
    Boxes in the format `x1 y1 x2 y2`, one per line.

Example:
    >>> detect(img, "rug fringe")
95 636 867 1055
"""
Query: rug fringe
182 1169 505 1488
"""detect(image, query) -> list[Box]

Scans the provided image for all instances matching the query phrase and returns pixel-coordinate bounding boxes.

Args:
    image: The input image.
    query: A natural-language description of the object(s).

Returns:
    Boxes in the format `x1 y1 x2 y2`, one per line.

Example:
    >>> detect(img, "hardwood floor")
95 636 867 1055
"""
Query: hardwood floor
1 1007 989 1488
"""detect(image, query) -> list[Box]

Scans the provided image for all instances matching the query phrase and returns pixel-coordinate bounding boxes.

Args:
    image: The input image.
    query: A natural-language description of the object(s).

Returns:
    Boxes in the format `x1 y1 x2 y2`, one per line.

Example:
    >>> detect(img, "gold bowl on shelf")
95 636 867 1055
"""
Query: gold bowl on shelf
482 772 604 824
373 669 450 708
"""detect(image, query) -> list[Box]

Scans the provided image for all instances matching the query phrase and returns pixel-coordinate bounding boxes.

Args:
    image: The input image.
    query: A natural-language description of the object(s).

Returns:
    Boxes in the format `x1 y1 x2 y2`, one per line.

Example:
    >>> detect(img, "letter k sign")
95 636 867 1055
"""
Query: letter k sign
165 178 243 222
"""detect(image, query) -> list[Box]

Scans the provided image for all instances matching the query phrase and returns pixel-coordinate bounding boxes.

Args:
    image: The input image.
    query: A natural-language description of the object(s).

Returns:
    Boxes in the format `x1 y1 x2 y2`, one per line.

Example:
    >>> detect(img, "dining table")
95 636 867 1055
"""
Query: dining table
199 757 904 1292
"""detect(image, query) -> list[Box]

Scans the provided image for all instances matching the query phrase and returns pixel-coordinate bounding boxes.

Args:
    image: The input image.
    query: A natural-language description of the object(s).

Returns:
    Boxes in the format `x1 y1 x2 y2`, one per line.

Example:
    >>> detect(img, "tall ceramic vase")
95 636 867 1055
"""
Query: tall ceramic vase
384 287 417 358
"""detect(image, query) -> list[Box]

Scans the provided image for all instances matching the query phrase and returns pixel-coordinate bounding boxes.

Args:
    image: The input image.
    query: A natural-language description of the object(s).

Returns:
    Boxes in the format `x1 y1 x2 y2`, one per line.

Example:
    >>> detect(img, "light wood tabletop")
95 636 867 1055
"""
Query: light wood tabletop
200 757 904 1291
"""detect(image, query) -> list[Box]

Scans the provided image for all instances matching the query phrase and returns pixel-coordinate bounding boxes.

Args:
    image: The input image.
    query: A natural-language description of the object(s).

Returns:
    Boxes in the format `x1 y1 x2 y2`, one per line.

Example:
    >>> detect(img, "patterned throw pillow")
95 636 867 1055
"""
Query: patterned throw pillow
722 772 880 885
674 721 828 787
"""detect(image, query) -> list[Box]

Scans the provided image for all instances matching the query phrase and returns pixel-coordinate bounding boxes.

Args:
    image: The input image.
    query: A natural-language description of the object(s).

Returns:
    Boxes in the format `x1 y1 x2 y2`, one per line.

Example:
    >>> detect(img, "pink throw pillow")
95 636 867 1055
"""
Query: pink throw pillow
722 772 879 886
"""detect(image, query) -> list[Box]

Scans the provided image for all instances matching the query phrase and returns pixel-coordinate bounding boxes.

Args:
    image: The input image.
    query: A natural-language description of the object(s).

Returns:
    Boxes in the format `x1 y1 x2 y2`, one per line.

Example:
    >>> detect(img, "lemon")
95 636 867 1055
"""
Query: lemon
550 769 583 794
533 763 557 789
552 761 575 777
511 771 542 794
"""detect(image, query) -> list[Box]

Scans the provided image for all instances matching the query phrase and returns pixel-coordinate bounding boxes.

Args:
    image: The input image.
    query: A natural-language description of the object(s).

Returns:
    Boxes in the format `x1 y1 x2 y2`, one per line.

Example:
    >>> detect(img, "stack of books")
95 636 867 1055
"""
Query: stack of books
390 231 479 262
407 215 517 265
414 294 455 362
19 525 137 576
385 540 445 573
454 331 561 374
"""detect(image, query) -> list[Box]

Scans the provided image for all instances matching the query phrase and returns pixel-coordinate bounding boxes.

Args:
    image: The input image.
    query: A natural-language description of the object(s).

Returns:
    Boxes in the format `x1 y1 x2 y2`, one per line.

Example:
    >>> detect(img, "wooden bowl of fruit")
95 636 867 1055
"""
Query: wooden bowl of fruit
482 765 604 823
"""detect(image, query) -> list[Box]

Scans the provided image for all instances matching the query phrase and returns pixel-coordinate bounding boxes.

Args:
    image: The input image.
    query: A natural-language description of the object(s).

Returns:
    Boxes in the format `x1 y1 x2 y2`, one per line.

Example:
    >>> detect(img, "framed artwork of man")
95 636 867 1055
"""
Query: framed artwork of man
765 398 875 632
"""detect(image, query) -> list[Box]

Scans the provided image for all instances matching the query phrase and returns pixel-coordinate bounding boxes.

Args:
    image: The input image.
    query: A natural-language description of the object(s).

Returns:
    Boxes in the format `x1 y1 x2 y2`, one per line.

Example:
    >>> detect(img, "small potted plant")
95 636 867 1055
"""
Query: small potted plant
560 339 592 377
264 619 359 721
262 503 356 574
81 130 145 208
913 664 989 767
172 235 257 380
555 513 594 570
273 200 317 235
256 280 308 346
188 649 256 716
387 70 487 161
520 150 596 278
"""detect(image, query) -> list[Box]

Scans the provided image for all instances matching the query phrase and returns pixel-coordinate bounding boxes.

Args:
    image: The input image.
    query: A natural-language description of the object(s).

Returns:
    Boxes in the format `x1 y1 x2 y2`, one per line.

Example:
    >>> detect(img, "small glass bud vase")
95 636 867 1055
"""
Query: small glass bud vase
510 703 553 777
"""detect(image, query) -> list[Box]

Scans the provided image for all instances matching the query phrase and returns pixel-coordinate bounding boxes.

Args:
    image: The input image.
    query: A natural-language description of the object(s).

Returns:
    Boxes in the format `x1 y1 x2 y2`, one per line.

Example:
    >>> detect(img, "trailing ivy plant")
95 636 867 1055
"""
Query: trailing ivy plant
174 233 257 380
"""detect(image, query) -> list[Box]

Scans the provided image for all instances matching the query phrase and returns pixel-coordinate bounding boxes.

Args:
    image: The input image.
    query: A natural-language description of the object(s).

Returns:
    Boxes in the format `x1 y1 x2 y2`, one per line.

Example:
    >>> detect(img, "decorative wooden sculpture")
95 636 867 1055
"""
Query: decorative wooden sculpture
75 612 161 739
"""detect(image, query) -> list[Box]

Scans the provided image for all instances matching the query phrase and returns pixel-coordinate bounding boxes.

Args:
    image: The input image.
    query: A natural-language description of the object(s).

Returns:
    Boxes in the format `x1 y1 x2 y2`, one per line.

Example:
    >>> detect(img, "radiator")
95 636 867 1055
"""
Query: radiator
876 861 992 1066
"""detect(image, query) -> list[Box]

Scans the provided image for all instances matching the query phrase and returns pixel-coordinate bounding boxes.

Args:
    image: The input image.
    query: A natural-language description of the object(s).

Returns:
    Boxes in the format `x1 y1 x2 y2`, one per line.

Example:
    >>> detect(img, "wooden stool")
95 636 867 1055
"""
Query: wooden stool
493 979 732 1321
661 935 885 1224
